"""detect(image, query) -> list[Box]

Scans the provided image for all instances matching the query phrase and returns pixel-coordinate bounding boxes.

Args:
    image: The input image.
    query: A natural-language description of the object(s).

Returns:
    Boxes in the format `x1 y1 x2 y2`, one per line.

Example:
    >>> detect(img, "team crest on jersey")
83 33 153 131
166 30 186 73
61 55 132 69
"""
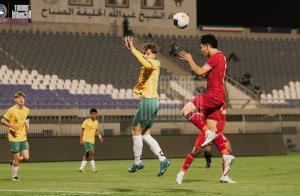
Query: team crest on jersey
0 4 7 18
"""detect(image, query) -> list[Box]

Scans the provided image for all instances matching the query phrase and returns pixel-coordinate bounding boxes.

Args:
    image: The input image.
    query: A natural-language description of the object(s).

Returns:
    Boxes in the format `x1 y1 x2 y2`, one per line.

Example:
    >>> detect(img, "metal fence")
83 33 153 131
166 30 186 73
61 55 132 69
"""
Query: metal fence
0 107 299 138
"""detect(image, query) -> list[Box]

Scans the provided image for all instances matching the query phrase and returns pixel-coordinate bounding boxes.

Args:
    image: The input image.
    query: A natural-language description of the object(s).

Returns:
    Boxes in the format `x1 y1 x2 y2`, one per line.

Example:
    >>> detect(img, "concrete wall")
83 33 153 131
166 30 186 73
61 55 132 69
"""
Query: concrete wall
0 133 286 162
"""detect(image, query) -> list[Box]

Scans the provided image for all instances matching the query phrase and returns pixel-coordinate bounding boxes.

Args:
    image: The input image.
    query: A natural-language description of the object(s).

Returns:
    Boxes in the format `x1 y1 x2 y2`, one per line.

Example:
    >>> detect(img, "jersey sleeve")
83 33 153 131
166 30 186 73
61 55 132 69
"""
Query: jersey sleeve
81 120 87 129
149 59 159 69
205 54 220 69
131 47 157 69
3 108 12 121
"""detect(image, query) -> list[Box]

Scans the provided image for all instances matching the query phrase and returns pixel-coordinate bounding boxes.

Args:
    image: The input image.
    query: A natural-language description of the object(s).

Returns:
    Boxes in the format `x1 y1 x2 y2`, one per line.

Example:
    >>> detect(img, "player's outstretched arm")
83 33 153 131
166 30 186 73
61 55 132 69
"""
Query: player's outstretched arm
124 36 155 69
124 36 133 51
179 51 210 76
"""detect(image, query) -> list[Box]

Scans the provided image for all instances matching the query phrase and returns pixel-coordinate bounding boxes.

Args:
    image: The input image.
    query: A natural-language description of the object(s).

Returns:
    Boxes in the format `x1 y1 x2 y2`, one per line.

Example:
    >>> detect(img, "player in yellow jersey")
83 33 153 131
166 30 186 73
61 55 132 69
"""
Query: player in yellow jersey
1 91 30 181
79 108 103 173
124 36 170 176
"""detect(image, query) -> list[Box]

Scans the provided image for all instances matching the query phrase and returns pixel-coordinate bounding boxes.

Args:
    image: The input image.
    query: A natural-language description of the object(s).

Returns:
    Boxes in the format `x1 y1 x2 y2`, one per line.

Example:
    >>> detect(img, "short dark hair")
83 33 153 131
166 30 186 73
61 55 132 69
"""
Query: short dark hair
200 34 218 48
90 108 97 114
15 91 25 98
142 43 158 54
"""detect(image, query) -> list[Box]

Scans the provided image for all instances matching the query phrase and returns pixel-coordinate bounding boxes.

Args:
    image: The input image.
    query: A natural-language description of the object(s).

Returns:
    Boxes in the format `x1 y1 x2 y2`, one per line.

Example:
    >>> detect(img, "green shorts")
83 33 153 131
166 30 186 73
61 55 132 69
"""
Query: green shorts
132 98 159 129
9 141 30 153
83 142 95 152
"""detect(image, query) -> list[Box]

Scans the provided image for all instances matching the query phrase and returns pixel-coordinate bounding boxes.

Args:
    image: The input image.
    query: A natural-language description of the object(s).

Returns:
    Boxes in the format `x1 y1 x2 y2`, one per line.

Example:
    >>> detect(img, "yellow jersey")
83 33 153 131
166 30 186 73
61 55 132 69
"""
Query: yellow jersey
3 105 30 142
81 118 99 144
132 47 160 98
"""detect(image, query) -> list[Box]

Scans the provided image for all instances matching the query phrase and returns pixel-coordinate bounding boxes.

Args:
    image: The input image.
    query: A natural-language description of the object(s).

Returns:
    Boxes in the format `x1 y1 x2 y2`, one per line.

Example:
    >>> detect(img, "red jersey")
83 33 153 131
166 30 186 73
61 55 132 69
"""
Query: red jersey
204 51 227 102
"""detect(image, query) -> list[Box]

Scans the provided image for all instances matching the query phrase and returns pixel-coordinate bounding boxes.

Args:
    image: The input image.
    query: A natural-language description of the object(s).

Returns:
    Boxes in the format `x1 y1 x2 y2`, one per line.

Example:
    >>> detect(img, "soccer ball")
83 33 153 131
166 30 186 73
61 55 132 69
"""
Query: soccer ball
173 12 189 29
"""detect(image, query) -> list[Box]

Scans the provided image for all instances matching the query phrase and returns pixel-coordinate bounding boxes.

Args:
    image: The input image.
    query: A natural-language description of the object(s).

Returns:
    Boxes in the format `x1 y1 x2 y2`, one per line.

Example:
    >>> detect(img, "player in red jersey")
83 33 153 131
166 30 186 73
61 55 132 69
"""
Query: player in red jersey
176 105 236 184
176 34 235 183
179 34 227 146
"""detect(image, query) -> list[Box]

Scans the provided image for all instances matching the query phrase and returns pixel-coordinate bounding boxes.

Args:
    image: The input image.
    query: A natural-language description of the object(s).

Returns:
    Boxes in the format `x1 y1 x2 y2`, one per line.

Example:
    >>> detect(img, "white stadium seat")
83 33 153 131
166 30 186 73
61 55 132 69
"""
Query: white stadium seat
1 65 8 70
98 89 105 94
112 88 119 94
72 79 79 85
260 93 267 104
266 94 273 104
100 84 106 90
85 84 92 89
92 84 99 90
106 84 113 90
31 70 38 75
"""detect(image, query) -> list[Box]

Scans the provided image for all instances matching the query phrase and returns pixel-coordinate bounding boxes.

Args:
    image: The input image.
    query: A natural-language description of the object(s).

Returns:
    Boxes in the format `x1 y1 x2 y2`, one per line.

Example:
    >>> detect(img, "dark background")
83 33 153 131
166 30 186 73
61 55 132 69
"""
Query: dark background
197 0 299 28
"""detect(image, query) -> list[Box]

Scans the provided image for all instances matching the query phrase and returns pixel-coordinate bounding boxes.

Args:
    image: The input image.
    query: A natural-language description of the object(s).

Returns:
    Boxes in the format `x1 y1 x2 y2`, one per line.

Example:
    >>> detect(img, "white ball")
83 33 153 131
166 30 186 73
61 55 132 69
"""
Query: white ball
173 12 189 29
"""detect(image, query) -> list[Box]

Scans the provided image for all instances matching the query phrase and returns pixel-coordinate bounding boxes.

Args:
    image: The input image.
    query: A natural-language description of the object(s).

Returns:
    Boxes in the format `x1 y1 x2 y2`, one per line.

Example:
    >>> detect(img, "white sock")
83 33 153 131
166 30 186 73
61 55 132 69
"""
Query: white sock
12 166 19 177
133 135 143 165
142 134 166 162
179 170 185 175
90 160 96 170
80 160 87 170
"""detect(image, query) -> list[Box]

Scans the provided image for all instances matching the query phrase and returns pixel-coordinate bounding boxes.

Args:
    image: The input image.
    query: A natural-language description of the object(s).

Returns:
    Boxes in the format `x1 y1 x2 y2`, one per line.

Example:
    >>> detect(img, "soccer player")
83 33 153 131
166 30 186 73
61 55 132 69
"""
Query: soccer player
176 105 236 184
179 34 228 146
204 144 212 168
124 36 170 176
79 108 103 173
1 91 30 181
176 34 235 183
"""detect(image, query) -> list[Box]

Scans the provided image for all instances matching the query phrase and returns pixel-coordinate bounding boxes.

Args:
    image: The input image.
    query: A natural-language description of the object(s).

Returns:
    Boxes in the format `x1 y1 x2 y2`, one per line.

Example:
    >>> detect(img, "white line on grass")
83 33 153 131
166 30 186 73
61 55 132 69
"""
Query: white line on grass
0 189 115 195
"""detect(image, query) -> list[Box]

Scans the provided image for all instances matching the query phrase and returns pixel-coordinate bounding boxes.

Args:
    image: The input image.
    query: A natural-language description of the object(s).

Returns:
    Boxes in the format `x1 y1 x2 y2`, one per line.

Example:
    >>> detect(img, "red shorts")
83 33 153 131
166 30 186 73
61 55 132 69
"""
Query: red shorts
191 94 224 121
206 110 226 133
206 103 227 133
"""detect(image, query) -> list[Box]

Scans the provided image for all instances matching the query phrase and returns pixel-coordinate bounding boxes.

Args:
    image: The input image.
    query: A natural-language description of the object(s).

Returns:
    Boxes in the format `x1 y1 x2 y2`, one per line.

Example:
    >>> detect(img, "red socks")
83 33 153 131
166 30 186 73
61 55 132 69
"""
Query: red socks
186 112 209 132
181 152 197 172
222 159 225 175
214 132 229 155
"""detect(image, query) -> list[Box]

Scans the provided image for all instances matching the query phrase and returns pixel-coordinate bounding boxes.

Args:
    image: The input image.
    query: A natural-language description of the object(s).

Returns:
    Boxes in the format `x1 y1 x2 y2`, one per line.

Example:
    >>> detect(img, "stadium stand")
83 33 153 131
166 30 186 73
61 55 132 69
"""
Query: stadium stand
260 80 300 107
0 29 173 89
1 30 300 108
0 30 185 109
0 65 184 109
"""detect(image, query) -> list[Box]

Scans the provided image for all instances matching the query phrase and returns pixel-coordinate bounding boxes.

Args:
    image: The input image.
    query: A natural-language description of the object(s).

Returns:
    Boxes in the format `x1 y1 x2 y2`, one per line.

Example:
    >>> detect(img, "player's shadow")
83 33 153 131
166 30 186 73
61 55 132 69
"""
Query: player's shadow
111 188 134 192
183 179 216 183
163 188 196 193
193 166 210 168
0 178 13 181
165 188 222 195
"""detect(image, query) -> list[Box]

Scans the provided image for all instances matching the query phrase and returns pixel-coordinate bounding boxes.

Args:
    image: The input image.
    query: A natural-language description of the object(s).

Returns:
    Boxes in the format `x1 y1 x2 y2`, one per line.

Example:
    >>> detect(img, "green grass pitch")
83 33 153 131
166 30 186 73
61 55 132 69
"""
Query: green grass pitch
0 153 299 196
